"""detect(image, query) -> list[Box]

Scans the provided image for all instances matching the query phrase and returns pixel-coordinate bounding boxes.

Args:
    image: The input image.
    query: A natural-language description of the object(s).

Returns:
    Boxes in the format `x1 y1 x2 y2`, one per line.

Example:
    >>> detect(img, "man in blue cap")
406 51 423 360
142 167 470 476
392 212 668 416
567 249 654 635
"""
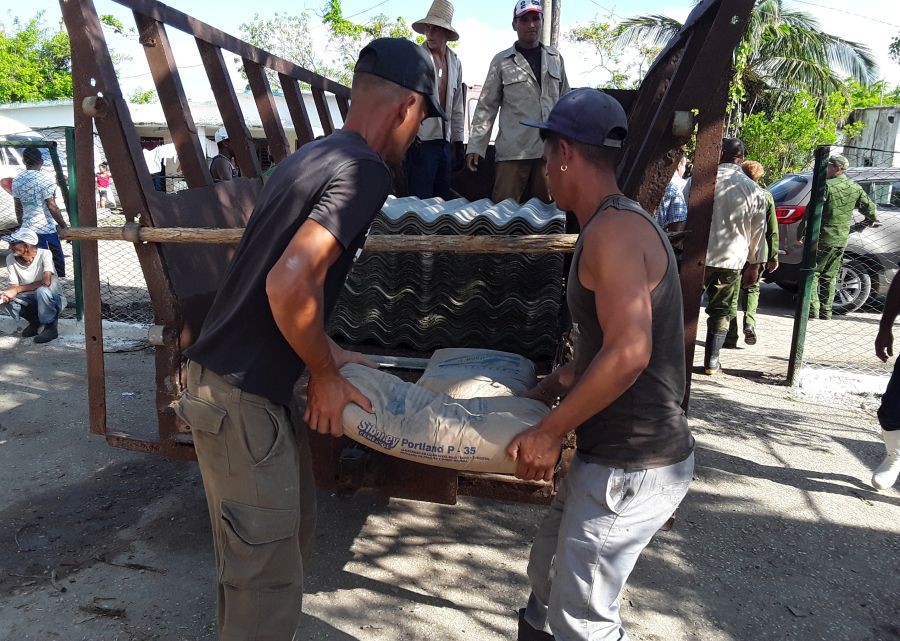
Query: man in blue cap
507 88 694 641
176 38 444 641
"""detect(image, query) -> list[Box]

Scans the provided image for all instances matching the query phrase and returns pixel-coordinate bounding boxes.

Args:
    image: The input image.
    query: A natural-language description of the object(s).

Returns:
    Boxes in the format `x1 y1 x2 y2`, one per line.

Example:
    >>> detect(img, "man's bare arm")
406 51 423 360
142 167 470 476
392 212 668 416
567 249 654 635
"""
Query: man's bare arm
46 196 67 229
266 220 373 436
507 215 656 480
1 272 53 302
876 274 900 362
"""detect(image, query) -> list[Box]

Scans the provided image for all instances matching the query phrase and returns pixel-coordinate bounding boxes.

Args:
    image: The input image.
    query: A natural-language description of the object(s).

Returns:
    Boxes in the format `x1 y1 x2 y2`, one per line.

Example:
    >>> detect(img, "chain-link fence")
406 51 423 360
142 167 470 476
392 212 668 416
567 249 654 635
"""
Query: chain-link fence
787 145 900 382
1 127 155 326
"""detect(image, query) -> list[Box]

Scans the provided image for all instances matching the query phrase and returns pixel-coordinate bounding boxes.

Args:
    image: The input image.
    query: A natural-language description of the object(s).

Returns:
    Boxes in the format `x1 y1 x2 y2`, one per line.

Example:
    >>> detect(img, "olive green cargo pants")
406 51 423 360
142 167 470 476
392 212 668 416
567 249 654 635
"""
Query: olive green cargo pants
493 159 551 204
726 263 762 344
704 267 741 333
176 360 317 641
810 246 844 319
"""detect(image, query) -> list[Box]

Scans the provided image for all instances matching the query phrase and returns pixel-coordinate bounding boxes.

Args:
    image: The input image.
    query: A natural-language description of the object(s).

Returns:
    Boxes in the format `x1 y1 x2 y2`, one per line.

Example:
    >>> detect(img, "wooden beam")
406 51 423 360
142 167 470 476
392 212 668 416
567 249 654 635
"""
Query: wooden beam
60 226 580 254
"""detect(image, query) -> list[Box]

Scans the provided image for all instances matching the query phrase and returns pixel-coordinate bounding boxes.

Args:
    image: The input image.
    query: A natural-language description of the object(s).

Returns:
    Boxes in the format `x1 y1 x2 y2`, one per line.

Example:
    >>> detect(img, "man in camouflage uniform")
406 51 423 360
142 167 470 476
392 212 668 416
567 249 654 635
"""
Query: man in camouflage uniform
810 154 877 319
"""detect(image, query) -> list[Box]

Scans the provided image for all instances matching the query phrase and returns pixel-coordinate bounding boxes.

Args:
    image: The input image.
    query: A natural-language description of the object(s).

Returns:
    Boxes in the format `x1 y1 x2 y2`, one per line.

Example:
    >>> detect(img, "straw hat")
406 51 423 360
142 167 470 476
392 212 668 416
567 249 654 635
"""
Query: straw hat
412 0 460 42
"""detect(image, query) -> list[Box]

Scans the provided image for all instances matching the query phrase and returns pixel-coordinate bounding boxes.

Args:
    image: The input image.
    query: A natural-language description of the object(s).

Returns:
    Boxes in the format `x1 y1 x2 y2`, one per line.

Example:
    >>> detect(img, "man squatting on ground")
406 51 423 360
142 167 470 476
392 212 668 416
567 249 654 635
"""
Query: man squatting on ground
0 228 64 343
175 39 444 641
506 88 695 641
685 139 767 376
466 0 569 204
405 0 465 199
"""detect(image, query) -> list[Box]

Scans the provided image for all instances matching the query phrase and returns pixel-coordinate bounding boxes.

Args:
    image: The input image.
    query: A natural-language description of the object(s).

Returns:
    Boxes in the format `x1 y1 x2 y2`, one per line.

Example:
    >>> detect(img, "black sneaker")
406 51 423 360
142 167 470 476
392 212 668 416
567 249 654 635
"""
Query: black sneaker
744 325 757 345
34 321 58 344
21 321 41 338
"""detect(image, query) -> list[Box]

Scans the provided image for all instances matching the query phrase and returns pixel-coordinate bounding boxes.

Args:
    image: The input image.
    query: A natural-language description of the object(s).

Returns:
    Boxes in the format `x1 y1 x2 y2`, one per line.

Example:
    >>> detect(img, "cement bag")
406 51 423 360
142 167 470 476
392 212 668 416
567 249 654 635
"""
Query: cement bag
340 363 548 473
415 348 536 398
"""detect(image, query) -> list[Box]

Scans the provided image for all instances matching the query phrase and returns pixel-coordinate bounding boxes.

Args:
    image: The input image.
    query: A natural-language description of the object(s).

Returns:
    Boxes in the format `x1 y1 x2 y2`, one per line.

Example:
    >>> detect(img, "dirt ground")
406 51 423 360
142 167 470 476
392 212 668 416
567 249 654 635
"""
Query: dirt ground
1 286 898 641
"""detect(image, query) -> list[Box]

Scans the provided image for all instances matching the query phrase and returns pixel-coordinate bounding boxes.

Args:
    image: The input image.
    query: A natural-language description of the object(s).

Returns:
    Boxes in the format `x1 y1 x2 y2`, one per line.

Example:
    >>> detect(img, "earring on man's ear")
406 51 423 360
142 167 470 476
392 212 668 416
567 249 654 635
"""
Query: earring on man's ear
560 164 568 172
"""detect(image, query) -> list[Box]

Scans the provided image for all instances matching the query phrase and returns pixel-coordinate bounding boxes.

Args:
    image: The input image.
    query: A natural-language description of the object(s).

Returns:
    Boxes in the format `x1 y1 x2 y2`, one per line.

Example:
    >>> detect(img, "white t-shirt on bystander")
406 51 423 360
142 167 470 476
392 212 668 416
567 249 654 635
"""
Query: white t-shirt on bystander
5 248 56 286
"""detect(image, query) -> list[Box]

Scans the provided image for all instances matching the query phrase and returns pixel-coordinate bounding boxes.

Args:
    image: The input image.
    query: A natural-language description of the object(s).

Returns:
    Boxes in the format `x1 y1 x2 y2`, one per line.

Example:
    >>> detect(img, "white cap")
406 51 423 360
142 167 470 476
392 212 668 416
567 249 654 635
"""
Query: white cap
2 228 39 246
214 126 229 144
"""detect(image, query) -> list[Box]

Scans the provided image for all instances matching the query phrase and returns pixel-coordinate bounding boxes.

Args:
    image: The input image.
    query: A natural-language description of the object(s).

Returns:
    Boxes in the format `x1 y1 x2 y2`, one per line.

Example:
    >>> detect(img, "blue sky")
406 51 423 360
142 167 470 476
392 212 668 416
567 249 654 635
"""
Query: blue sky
8 0 900 97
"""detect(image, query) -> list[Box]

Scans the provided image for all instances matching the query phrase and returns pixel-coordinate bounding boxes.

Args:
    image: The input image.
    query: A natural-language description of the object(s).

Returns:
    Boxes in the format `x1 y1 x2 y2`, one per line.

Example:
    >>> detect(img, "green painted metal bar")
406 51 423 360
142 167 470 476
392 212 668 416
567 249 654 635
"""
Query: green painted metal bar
786 145 830 386
64 128 85 322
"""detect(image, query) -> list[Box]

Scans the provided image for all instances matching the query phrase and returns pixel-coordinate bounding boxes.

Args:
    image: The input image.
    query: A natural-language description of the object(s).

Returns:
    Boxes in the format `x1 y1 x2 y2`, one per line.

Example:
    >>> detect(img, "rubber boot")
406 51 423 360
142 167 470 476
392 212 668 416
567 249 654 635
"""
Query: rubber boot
872 429 900 491
704 329 728 375
34 320 58 344
518 608 555 641
21 320 41 338
723 318 739 349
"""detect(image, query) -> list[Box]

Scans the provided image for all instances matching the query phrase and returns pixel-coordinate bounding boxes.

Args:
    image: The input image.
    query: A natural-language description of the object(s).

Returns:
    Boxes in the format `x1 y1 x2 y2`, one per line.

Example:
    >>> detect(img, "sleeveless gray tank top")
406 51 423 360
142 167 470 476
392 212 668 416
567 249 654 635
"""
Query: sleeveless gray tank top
568 194 694 470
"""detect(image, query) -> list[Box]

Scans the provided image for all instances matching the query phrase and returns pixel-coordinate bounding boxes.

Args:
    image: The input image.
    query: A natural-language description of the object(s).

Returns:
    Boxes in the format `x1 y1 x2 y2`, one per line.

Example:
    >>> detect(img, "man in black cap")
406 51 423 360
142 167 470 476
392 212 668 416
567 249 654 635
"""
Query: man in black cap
176 38 444 641
507 88 694 641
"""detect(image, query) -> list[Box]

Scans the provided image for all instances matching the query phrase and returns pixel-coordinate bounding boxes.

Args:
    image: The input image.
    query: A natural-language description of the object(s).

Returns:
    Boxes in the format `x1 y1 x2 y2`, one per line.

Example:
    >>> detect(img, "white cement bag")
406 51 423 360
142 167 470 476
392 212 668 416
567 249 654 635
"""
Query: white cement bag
340 361 548 473
415 348 537 398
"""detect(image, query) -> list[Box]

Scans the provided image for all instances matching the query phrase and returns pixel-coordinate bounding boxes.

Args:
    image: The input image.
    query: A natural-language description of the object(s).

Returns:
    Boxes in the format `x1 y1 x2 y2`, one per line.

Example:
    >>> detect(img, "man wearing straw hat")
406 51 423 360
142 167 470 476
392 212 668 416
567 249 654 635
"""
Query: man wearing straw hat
466 0 569 204
407 0 465 199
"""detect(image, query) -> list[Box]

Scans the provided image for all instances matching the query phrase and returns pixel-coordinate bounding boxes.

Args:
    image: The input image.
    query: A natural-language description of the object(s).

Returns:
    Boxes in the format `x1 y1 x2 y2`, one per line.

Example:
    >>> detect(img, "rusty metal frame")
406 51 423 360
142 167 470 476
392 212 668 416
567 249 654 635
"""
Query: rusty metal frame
614 0 756 407
60 0 754 504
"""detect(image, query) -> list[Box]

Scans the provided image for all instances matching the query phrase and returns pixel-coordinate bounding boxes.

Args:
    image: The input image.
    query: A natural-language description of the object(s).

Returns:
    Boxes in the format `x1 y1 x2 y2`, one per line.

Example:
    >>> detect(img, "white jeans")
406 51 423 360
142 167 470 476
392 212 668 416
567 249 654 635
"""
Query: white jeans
524 452 695 641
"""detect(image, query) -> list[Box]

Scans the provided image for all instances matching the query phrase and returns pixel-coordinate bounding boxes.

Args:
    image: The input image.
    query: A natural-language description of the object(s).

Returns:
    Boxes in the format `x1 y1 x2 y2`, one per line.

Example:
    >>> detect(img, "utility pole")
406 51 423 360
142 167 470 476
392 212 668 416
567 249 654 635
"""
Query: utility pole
542 0 553 45
551 0 561 47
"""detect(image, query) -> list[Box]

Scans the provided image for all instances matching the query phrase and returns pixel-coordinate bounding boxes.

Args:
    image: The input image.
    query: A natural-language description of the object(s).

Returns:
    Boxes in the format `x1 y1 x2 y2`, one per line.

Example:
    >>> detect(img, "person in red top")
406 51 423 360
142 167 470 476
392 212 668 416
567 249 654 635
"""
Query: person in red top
96 163 111 209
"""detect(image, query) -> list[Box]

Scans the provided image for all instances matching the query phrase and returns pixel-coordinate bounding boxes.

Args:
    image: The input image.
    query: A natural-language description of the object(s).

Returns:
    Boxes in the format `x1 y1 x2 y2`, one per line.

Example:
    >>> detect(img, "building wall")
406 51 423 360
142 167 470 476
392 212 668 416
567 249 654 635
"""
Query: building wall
846 106 900 168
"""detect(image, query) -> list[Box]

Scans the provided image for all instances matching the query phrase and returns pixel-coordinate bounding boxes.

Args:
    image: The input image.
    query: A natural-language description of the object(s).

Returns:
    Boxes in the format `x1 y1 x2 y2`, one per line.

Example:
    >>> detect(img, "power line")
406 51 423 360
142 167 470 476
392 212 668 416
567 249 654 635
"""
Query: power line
588 0 626 21
789 0 900 29
118 64 205 80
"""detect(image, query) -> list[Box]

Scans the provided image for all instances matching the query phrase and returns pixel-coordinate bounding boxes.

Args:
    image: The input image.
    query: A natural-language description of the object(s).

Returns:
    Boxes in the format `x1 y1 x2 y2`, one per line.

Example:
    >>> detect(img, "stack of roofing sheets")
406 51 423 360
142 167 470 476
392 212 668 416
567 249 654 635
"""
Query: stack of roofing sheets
328 197 567 360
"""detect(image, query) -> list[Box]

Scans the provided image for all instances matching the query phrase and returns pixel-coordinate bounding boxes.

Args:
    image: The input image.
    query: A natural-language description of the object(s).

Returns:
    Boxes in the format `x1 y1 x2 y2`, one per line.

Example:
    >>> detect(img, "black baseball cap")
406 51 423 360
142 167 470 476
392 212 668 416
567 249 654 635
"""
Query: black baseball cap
521 88 628 148
355 38 447 120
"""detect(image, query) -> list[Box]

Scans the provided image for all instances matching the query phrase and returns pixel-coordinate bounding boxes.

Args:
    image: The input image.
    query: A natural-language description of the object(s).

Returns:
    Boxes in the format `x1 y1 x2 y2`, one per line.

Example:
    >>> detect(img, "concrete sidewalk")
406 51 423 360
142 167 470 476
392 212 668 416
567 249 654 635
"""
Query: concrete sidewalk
0 295 898 641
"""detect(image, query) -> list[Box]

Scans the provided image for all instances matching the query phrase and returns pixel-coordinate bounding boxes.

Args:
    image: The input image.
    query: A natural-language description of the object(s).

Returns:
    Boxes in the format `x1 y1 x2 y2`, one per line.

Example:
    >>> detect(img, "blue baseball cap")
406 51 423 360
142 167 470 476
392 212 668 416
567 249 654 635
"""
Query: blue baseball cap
521 88 628 148
355 38 447 120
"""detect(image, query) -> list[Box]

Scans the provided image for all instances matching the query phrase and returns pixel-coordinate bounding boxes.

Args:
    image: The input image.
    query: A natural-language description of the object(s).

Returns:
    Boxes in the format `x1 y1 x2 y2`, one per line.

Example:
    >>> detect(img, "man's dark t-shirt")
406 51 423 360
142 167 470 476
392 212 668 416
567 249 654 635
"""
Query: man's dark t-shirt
186 130 391 406
516 43 542 89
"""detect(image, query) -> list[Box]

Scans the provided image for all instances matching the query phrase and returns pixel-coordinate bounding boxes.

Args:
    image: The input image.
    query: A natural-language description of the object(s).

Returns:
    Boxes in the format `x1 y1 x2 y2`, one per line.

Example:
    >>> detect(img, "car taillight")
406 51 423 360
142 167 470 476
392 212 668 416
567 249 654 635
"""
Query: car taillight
776 205 806 224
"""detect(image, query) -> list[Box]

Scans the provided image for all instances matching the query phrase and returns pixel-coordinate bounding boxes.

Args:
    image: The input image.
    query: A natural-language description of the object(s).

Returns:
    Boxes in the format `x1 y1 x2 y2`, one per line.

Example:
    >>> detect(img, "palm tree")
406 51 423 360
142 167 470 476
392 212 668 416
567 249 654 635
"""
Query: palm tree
615 0 878 126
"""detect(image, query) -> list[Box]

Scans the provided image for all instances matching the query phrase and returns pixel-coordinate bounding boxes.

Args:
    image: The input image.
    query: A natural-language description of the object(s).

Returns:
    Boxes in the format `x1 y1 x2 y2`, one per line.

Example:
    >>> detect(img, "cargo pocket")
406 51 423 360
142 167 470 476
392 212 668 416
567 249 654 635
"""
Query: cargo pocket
219 500 300 592
175 392 228 472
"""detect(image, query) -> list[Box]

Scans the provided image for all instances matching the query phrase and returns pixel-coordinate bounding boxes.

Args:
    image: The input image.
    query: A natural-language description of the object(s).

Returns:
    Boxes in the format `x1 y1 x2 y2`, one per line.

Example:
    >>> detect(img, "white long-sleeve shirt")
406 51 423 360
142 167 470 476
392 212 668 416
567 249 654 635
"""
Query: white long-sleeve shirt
685 163 768 270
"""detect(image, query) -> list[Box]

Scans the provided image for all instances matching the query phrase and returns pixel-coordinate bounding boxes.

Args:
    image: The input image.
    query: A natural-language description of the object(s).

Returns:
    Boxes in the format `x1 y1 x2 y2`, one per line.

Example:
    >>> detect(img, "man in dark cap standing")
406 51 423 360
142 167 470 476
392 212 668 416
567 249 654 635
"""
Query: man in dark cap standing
507 89 694 641
176 39 444 641
808 154 877 319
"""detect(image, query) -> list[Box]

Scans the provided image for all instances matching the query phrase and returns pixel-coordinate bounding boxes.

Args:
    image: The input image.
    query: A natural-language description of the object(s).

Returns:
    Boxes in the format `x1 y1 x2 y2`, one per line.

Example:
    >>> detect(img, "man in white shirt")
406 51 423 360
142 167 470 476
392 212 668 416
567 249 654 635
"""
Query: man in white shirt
689 139 767 375
12 148 68 276
1 228 63 343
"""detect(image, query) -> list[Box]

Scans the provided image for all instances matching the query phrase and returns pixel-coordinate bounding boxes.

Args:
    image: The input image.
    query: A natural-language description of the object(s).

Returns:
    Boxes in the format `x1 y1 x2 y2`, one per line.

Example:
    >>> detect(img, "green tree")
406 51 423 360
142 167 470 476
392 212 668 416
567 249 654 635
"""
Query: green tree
0 13 72 103
568 20 631 89
239 12 339 89
891 33 900 65
129 87 157 104
239 3 413 89
740 90 863 181
615 1 878 125
321 0 413 85
847 80 900 109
